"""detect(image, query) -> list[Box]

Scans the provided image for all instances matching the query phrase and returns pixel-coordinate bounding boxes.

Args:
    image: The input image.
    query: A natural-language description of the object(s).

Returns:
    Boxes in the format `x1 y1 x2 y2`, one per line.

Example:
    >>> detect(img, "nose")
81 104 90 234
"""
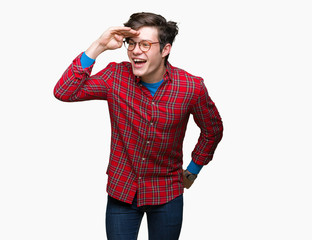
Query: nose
132 43 143 55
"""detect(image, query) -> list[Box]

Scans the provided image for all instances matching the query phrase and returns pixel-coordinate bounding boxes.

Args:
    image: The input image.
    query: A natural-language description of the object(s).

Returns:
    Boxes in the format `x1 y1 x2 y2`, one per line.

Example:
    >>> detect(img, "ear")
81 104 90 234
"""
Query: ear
161 43 172 58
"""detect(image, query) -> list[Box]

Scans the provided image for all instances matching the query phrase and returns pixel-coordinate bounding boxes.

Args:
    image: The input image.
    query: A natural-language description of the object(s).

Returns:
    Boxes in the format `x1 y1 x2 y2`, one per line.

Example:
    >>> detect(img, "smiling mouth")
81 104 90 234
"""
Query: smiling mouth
133 59 147 67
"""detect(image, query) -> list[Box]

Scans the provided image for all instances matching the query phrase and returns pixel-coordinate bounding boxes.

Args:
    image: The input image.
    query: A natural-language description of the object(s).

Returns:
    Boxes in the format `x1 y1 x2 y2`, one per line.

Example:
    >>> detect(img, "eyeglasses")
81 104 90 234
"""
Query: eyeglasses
124 39 159 52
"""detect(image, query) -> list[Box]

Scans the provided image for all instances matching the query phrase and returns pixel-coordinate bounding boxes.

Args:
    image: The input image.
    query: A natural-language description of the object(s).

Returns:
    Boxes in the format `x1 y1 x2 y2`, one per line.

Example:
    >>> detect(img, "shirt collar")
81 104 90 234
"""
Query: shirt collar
164 62 173 83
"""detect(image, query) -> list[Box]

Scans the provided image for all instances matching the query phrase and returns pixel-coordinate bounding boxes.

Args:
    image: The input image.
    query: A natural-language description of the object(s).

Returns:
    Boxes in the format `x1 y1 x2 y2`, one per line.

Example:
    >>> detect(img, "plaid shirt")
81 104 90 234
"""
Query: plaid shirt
54 53 223 206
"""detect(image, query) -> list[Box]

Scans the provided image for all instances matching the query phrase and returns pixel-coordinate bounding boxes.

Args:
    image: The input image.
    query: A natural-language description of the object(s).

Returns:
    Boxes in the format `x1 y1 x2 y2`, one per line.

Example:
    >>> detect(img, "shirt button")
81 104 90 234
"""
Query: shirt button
146 141 150 144
138 177 142 180
142 158 146 161
150 122 153 126
151 101 155 105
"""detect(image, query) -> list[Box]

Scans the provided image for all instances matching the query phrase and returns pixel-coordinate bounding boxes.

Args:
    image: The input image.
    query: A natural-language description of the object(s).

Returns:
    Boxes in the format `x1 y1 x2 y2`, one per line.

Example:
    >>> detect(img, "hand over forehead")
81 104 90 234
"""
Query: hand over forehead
110 26 140 38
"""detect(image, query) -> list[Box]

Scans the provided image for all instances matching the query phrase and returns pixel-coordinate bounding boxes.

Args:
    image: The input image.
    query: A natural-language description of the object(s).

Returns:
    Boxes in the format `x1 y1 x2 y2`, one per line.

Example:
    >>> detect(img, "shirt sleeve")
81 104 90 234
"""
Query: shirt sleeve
187 160 203 174
53 52 113 102
80 52 95 69
190 80 223 166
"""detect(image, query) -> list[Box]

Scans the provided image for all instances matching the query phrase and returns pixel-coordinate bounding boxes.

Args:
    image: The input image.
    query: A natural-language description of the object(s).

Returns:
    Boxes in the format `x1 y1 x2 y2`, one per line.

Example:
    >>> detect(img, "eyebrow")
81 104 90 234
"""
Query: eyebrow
129 38 155 42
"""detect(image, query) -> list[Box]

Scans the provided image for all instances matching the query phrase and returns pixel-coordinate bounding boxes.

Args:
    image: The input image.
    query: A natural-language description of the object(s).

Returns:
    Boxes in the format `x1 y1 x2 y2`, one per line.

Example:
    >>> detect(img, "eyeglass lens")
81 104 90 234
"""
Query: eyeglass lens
126 40 151 52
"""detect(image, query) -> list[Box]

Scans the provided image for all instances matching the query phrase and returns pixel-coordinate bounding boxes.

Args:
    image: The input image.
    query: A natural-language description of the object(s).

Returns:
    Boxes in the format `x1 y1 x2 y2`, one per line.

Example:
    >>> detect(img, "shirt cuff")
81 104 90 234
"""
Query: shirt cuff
187 160 203 175
80 52 95 69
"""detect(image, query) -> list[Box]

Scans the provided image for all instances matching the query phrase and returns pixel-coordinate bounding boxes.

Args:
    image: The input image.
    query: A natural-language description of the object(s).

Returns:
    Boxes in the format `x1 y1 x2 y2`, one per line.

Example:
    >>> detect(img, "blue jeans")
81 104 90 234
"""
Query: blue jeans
106 194 183 240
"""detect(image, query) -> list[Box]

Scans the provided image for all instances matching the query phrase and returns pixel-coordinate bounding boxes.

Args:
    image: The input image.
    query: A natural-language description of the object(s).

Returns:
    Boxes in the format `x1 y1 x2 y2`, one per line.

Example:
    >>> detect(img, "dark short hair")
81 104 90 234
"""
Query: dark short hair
124 12 179 64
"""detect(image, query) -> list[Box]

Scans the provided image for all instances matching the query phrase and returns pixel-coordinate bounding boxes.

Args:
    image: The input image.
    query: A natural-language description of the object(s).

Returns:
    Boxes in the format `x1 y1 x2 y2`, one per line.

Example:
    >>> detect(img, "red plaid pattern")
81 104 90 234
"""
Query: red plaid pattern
54 53 223 206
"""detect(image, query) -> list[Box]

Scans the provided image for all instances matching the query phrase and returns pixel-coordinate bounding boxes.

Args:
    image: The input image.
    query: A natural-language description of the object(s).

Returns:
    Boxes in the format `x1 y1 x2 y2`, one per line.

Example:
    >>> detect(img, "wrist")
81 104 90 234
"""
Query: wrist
184 170 197 181
85 40 108 59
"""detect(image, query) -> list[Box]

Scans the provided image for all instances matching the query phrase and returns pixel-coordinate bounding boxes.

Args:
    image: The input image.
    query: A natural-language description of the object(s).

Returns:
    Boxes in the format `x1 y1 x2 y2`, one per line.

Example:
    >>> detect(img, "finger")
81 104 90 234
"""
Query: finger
109 26 136 33
111 28 139 38
118 30 139 38
114 34 124 43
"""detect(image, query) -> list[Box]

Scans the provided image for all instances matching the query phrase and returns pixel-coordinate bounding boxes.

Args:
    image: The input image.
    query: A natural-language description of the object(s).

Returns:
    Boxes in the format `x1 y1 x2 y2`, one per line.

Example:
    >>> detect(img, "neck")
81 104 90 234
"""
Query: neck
141 66 166 84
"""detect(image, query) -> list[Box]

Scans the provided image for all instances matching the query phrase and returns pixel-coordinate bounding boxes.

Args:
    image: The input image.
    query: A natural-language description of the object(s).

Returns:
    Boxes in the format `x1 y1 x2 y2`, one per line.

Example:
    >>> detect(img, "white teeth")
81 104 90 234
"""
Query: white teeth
134 59 146 63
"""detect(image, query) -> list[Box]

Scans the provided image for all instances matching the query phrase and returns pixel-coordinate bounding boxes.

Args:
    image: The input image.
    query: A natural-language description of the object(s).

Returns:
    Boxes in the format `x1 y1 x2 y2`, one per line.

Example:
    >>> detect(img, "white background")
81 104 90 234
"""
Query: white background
1 0 311 239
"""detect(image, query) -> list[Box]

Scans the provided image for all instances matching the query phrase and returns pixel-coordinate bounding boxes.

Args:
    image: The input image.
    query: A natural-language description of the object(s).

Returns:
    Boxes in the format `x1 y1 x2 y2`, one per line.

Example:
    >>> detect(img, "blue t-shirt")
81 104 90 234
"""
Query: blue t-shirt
140 80 164 97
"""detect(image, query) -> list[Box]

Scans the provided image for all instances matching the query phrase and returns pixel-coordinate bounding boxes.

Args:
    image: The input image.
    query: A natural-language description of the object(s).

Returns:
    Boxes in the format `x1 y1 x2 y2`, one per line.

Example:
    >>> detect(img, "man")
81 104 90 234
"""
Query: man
54 12 223 240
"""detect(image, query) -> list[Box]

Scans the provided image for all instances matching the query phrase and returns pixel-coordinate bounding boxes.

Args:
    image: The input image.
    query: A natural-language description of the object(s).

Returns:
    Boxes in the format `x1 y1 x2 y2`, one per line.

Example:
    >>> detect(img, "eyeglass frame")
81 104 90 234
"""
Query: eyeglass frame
123 39 160 53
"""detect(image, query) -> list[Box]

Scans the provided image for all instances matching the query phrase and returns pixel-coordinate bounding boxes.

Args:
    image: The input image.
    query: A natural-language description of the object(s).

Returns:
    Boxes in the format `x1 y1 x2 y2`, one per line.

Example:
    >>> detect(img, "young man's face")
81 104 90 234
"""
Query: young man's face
127 26 170 83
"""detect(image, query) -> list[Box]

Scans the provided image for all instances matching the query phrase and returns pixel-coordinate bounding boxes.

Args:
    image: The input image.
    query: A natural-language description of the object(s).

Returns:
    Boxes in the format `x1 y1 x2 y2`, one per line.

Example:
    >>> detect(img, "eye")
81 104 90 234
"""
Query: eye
128 41 135 46
141 41 150 48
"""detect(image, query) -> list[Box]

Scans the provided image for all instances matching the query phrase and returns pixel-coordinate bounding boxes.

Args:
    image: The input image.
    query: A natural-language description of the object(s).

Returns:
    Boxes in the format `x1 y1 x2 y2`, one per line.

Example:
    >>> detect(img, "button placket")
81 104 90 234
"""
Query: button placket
146 99 156 153
151 99 157 122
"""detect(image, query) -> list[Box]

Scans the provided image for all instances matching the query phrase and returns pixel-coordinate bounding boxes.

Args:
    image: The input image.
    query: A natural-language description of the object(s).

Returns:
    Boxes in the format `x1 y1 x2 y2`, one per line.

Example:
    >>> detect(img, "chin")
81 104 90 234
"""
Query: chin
132 68 146 78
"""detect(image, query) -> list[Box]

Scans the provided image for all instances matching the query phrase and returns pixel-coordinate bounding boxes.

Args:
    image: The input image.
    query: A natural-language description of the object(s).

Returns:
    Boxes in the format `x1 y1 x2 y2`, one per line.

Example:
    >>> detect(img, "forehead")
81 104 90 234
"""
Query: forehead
132 26 159 41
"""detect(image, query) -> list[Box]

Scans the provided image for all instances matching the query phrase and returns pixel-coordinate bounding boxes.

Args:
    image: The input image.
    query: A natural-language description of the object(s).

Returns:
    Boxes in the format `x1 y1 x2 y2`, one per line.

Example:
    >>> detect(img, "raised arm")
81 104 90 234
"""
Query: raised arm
53 27 139 102
85 26 139 59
